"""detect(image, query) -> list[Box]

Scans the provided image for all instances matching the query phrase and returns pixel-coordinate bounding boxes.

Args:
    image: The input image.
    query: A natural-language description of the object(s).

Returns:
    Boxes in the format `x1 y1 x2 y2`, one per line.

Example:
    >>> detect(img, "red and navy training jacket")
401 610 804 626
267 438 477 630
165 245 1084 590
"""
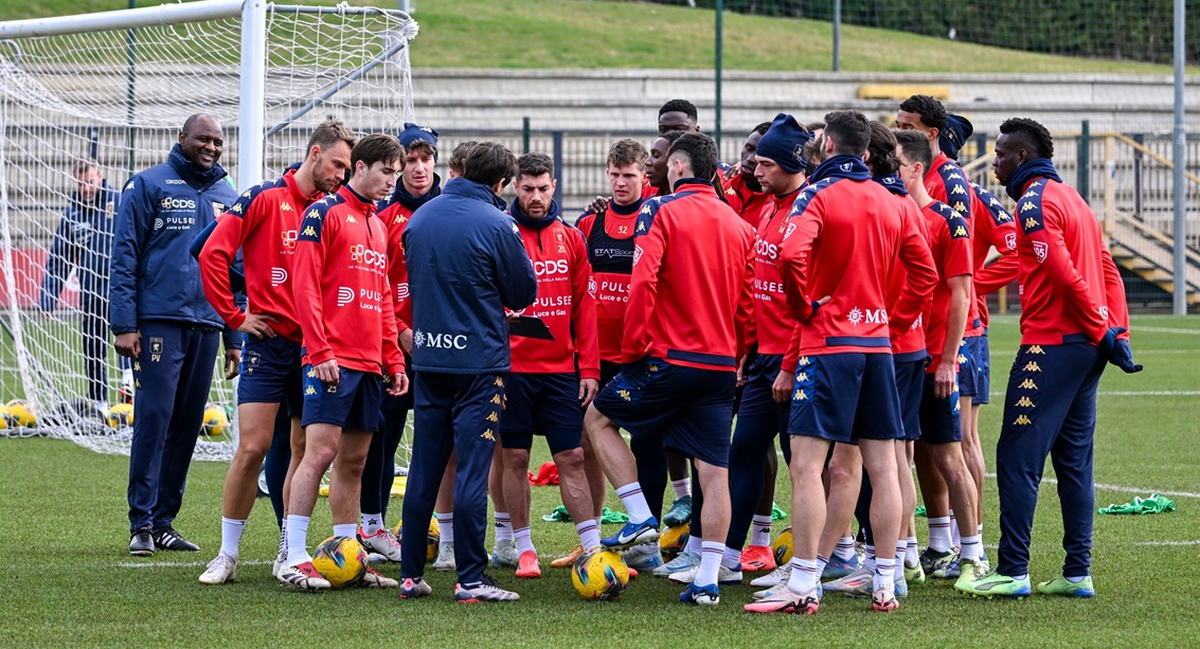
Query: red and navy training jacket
576 198 641 364
920 200 974 373
752 188 802 356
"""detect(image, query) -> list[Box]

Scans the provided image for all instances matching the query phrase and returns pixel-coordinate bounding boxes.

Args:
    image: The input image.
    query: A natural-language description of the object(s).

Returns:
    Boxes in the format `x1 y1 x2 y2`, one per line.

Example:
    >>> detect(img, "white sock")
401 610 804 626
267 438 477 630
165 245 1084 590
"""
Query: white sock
928 516 952 553
220 517 246 560
949 510 961 548
685 534 703 556
1011 573 1028 581
360 512 383 537
834 535 856 560
436 512 454 544
514 526 535 555
721 545 741 570
696 541 723 587
671 478 691 500
960 534 982 562
285 515 310 566
575 519 600 549
332 523 356 539
786 557 819 593
816 554 829 579
874 557 896 593
1066 575 1087 583
615 483 653 523
894 541 907 581
495 512 513 542
750 515 773 547
863 544 876 573
905 536 919 567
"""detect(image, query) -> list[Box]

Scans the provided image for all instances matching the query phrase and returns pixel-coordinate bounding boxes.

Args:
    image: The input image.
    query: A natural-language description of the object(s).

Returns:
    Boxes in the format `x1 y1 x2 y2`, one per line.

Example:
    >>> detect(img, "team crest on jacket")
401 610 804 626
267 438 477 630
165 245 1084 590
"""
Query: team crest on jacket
1005 232 1017 250
1032 241 1048 263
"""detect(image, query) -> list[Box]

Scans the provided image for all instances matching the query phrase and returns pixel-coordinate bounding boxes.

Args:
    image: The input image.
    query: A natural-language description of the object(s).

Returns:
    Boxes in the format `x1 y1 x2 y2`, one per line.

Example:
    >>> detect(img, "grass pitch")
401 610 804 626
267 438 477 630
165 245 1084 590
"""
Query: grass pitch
1 314 1198 648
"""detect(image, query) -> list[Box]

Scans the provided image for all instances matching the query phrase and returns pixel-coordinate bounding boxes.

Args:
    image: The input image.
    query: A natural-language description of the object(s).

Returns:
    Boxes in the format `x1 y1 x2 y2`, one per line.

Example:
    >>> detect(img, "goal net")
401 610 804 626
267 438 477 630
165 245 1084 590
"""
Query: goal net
0 0 417 462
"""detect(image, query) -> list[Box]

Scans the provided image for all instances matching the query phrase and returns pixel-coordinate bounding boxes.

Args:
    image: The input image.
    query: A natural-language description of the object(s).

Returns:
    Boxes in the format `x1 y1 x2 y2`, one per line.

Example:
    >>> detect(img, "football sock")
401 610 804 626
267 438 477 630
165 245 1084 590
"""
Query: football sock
874 557 896 594
495 512 513 542
685 534 703 556
615 482 654 524
721 545 741 570
894 541 907 581
928 516 952 553
436 512 454 544
750 515 773 547
787 557 819 593
863 544 876 573
696 541 724 587
1011 573 1028 581
360 512 382 537
816 554 829 579
284 515 310 566
220 517 246 560
514 526 535 555
905 536 919 567
960 534 982 562
1066 575 1087 583
834 536 857 561
671 478 691 500
332 523 356 539
949 510 961 548
575 519 600 549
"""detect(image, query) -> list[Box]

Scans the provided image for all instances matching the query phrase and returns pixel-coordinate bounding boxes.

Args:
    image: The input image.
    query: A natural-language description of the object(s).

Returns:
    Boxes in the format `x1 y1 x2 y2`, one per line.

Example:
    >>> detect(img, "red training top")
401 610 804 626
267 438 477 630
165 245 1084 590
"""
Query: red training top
199 168 317 342
292 185 404 376
576 197 642 363
1011 176 1130 345
508 214 600 380
920 200 974 373
752 189 802 356
722 173 773 229
374 196 415 333
624 181 754 371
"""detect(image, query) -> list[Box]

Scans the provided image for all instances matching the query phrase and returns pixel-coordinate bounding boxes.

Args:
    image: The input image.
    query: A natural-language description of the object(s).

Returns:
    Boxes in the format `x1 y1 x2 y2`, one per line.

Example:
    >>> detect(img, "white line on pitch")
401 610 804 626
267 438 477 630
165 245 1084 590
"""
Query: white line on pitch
1129 326 1200 335
988 391 1200 397
983 473 1200 500
1134 540 1200 546
117 559 274 569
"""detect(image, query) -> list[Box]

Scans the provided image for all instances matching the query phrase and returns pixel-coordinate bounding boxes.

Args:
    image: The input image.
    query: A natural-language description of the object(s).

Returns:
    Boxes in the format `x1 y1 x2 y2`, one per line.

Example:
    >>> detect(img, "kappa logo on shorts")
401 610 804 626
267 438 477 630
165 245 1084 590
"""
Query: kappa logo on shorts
1013 415 1032 426
485 412 499 423
1028 345 1045 355
1015 396 1035 407
1023 361 1042 372
133 361 141 372
306 385 317 396
482 428 495 441
798 356 810 367
491 394 502 405
793 389 808 401
1019 379 1038 390
796 371 808 382
494 377 504 388
617 389 631 401
148 337 163 363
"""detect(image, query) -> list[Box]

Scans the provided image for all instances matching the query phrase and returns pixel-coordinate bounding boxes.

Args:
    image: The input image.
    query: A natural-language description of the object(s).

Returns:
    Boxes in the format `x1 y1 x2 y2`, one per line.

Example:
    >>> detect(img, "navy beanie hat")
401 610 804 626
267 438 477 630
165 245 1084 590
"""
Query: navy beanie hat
939 113 973 160
755 113 812 175
397 122 439 160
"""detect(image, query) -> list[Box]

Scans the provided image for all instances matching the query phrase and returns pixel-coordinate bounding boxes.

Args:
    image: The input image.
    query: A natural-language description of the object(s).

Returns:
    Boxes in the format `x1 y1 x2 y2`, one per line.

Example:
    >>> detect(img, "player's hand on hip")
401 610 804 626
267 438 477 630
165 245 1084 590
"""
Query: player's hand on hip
314 359 339 385
387 372 409 396
578 378 600 408
114 332 140 359
224 348 241 380
772 369 793 403
934 358 956 399
237 312 278 339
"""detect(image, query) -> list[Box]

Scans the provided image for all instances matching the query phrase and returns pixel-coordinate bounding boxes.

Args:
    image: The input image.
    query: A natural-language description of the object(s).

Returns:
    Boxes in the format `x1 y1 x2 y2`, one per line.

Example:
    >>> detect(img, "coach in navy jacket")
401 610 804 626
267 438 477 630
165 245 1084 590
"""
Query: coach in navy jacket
400 142 537 594
39 164 123 405
109 114 242 556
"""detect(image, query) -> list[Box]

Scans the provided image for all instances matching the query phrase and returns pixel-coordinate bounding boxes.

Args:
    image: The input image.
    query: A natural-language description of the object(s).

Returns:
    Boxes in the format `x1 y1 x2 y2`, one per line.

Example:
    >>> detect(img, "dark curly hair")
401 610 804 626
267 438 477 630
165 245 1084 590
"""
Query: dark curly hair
999 117 1055 159
658 98 698 121
899 94 948 133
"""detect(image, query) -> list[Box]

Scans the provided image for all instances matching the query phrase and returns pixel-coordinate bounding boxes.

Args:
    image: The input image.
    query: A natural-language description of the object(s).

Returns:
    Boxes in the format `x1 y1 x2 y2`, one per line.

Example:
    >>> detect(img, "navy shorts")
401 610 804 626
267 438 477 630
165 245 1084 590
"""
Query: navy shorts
966 332 991 405
301 365 382 431
956 339 979 399
500 372 583 456
593 357 736 468
893 355 928 442
600 360 621 390
238 335 304 417
787 353 904 443
919 372 963 444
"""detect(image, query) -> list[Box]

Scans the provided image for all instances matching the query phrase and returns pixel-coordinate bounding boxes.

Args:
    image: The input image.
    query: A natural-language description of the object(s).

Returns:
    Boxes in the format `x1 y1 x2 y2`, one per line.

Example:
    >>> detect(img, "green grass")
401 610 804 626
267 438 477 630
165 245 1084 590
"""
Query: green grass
1 314 1198 647
7 0 1196 74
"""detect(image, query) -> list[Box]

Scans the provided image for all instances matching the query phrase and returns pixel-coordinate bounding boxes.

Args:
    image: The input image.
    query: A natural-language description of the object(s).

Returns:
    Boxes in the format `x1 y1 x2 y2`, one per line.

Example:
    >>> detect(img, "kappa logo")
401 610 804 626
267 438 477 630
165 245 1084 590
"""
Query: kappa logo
280 201 294 212
1005 232 1017 250
953 201 968 213
1021 202 1037 213
346 214 357 224
307 367 316 378
950 185 967 195
797 372 808 382
1015 396 1035 407
485 411 499 423
725 186 736 196
124 180 136 191
1028 345 1045 355
495 377 504 387
336 286 355 306
793 389 808 401
481 429 495 441
491 394 502 405
302 225 317 237
1019 379 1038 390
617 389 631 401
1013 414 1032 426
954 225 968 237
1032 241 1048 263
282 229 298 250
271 267 288 286
1023 361 1042 372
798 356 810 367
306 385 317 396
305 209 321 220
230 203 244 215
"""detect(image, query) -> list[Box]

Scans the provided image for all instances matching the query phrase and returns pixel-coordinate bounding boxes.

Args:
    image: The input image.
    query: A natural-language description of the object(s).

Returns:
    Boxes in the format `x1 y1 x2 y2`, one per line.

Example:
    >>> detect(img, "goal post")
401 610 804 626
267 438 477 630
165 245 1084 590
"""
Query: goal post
0 0 418 462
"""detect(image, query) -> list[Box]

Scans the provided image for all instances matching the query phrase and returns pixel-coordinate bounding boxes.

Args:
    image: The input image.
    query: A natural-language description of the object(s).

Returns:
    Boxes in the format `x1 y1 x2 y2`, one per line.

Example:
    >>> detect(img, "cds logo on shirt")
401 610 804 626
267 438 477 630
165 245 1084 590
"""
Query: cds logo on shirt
160 197 196 211
533 259 569 277
754 236 780 261
349 244 386 269
282 229 298 251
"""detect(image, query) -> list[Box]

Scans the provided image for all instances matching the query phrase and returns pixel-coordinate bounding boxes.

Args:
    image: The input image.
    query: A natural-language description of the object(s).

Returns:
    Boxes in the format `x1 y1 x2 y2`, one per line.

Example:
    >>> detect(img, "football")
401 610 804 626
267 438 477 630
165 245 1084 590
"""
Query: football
658 523 690 559
312 536 368 588
200 403 229 437
571 548 630 601
393 516 440 562
772 526 793 566
0 404 10 430
7 399 36 427
107 402 134 429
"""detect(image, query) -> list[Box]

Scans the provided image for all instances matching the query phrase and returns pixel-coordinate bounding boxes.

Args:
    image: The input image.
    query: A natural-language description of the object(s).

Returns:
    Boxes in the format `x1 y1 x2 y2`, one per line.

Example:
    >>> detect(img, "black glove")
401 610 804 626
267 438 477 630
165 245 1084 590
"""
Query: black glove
1109 338 1143 374
1097 326 1124 357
